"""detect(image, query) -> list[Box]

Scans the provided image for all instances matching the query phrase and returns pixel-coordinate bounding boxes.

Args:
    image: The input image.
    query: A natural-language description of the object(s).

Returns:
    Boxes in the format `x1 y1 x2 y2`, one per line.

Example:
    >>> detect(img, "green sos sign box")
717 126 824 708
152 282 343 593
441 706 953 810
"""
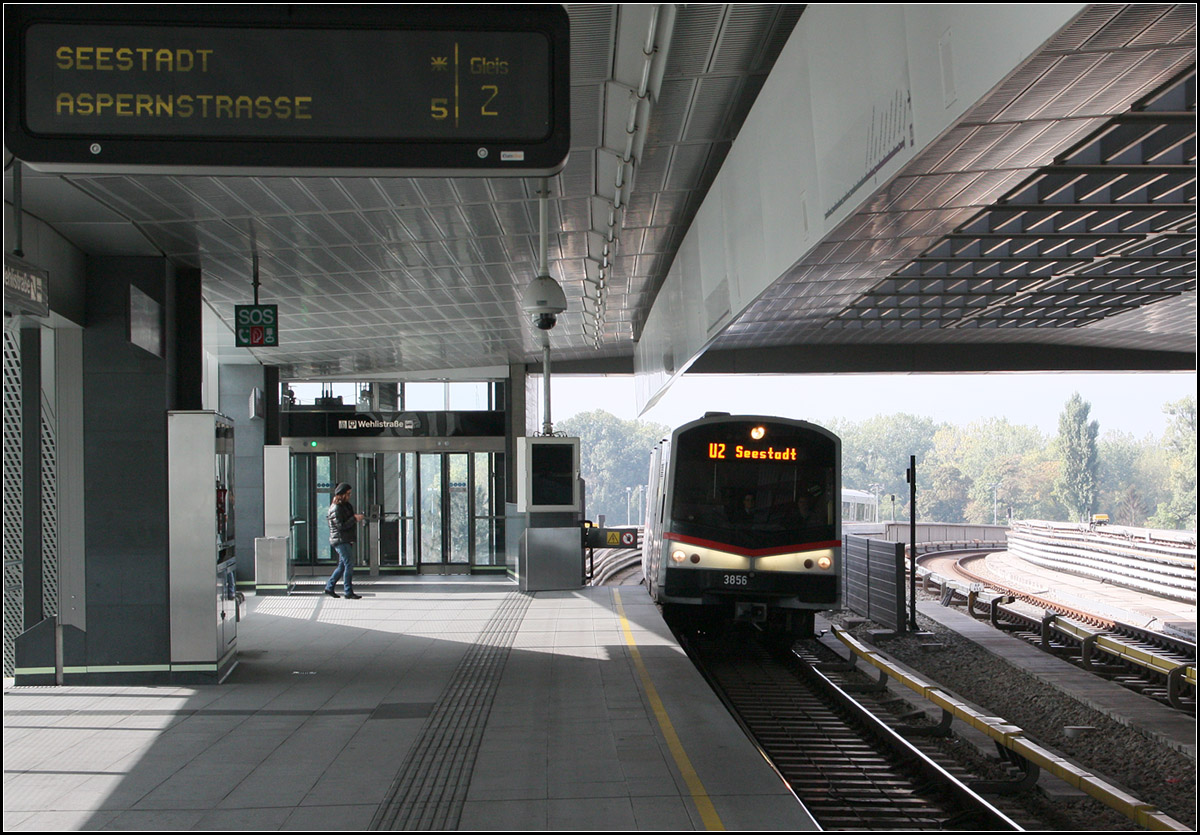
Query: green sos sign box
234 304 278 347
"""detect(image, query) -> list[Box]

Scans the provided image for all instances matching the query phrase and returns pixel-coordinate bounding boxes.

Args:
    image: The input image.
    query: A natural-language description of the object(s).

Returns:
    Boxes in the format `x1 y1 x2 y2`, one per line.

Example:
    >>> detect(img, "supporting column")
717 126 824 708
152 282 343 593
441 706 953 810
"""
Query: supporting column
219 364 268 590
78 256 177 684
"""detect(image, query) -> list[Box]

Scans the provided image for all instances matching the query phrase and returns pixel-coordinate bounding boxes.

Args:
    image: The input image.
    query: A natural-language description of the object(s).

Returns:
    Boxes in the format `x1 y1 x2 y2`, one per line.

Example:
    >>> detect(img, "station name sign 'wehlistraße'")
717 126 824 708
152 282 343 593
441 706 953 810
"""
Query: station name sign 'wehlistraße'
5 5 570 176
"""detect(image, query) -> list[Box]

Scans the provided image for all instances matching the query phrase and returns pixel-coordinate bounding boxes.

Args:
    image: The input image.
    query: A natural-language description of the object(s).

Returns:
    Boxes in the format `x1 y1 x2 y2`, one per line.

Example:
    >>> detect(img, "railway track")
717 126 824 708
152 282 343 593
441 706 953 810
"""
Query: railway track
668 613 1024 831
918 551 1197 714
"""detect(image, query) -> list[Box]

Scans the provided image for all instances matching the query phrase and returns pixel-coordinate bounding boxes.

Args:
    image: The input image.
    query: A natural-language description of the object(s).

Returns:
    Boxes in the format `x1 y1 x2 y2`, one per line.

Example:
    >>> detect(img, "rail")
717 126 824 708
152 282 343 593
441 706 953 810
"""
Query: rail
832 627 1190 831
912 539 1007 554
674 617 1020 830
588 547 642 585
915 553 1197 709
1040 615 1197 710
584 526 644 586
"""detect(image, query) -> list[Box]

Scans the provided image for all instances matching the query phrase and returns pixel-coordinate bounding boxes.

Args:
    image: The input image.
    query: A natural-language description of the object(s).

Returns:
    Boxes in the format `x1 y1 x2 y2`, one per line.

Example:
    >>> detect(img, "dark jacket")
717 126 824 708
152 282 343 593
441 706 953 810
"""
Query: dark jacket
328 500 357 545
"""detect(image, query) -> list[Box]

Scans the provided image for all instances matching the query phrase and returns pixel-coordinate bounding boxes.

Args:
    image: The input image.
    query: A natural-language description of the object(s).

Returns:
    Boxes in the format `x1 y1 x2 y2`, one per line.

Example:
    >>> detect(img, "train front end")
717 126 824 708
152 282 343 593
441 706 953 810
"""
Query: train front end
651 416 841 636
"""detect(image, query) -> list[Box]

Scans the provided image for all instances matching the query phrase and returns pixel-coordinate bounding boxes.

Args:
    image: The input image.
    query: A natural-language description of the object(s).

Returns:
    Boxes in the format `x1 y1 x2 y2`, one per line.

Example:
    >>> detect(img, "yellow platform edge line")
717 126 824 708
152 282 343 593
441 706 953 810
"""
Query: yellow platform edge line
613 590 725 831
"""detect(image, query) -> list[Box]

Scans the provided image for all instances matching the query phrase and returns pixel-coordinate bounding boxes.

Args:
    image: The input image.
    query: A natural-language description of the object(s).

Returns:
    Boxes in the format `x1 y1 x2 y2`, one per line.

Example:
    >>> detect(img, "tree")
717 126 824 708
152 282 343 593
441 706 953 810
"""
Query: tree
926 418 1059 523
557 410 670 526
836 413 943 519
921 462 971 522
1151 396 1197 529
1053 392 1099 522
1097 430 1165 527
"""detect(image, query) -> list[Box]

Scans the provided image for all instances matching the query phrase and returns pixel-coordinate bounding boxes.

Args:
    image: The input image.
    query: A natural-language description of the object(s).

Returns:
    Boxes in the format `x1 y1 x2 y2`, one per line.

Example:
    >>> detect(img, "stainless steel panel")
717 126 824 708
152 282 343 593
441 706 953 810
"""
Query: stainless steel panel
254 537 293 590
519 527 583 592
263 445 292 539
168 411 235 666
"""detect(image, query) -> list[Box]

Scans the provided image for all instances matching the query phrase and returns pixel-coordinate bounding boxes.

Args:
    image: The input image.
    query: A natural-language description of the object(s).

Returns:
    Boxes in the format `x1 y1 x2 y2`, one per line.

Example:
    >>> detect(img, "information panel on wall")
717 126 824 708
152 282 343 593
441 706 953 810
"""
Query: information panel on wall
5 5 570 176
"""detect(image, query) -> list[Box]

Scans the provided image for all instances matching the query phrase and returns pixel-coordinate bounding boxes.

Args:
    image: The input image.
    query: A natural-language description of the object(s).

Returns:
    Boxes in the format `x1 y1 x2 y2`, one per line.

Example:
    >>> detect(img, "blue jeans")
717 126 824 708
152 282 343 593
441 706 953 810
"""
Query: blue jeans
325 543 355 594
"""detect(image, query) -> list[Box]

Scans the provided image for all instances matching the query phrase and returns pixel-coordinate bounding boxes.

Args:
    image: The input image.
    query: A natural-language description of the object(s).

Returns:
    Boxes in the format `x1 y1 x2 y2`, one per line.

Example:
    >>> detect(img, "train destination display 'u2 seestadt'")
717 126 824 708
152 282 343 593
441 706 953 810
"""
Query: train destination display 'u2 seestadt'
642 414 842 638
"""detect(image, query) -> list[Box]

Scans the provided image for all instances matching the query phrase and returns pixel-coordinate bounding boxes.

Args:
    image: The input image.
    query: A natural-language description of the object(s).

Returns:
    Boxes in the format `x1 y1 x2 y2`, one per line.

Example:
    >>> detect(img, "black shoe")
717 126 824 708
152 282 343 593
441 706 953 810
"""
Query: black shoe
344 592 362 600
324 589 340 598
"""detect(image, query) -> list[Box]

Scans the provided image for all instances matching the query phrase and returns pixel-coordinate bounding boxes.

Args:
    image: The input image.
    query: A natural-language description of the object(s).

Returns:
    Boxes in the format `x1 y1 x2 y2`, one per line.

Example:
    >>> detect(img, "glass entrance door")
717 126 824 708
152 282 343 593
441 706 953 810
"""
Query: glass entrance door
289 452 373 569
290 448 503 572
420 452 470 572
387 451 503 572
418 453 443 569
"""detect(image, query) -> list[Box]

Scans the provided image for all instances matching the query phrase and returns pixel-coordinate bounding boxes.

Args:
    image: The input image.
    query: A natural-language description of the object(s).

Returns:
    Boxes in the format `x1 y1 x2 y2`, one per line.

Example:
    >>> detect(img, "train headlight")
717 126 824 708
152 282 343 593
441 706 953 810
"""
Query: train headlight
671 550 686 564
817 555 832 570
750 425 766 440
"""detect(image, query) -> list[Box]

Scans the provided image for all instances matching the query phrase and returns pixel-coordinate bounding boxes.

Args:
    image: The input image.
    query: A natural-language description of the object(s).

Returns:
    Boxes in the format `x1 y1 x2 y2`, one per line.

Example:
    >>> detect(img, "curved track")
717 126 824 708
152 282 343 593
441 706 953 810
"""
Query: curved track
917 551 1197 714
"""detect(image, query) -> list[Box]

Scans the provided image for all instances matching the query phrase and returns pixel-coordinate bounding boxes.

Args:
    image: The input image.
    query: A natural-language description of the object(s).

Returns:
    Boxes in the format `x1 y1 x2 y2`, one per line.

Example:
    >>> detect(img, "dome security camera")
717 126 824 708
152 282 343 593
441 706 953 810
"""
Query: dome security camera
521 275 567 331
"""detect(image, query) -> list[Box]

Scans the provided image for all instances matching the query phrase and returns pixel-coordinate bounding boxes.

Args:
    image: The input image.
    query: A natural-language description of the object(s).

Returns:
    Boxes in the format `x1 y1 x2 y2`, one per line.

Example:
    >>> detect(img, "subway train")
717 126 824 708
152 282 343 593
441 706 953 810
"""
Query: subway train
642 413 841 637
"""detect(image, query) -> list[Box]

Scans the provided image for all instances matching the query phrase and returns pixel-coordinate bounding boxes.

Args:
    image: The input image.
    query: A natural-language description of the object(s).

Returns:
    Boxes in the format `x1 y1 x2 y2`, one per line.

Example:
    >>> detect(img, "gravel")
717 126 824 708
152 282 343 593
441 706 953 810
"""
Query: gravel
823 602 1196 831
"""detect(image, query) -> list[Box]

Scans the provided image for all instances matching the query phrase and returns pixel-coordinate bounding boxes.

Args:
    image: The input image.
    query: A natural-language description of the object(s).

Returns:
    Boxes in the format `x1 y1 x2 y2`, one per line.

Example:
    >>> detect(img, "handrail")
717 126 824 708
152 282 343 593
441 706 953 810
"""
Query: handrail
832 627 1190 831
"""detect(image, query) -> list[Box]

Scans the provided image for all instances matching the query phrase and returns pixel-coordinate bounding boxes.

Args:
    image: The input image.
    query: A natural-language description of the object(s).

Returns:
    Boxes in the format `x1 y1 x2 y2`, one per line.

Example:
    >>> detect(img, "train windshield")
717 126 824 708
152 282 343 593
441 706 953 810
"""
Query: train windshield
669 420 837 550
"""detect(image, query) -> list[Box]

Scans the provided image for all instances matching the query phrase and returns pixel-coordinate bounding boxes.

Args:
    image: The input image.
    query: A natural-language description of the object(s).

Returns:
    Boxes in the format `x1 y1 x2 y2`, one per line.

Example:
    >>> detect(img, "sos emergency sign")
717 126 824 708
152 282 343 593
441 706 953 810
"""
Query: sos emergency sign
234 304 278 347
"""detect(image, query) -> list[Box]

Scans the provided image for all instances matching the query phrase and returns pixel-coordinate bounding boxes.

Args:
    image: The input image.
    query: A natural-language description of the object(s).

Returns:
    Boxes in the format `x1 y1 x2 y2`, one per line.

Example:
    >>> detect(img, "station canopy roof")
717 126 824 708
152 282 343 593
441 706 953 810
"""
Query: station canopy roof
5 5 1195 393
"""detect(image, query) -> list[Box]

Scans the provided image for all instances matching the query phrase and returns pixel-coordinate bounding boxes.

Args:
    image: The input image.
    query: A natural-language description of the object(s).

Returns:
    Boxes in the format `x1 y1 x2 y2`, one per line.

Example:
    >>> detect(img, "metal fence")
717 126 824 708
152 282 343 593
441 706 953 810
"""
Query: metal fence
844 534 906 633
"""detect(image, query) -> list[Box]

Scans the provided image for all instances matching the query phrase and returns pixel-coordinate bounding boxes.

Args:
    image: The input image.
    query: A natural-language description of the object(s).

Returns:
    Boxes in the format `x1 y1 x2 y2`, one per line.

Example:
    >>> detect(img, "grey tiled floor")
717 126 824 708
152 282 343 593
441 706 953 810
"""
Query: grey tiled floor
4 580 814 831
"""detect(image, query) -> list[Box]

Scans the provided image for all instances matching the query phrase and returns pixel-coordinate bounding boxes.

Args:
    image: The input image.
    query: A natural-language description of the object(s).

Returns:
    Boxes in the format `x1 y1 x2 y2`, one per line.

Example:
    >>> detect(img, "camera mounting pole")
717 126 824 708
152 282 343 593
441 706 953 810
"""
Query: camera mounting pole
538 178 553 436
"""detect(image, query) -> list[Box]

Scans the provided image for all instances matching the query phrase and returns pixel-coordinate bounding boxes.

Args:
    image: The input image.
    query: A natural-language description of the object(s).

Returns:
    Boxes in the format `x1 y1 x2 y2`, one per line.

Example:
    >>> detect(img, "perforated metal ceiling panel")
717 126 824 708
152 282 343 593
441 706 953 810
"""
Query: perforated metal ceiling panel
713 5 1196 360
4 5 1194 380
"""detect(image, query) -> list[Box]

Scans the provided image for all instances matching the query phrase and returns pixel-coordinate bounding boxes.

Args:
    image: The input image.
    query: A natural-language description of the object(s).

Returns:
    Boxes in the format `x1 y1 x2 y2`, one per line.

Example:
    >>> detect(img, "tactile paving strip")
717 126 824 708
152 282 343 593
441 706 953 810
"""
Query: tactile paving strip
370 591 531 830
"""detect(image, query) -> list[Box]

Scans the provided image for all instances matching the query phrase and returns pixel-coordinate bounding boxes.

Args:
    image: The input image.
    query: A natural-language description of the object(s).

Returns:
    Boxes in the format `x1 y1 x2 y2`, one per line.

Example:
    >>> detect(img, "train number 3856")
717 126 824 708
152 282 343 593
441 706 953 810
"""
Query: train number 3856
722 574 749 586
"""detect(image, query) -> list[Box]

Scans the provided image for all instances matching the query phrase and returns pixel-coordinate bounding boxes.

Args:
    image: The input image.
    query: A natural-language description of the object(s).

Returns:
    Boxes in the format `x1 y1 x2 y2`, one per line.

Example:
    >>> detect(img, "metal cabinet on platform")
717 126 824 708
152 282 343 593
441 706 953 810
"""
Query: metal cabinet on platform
168 411 238 682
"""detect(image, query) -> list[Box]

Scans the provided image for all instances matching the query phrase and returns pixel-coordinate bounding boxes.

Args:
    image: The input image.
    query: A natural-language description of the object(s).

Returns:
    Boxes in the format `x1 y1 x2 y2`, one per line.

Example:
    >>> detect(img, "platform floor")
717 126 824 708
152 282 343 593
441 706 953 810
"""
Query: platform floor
3 577 816 831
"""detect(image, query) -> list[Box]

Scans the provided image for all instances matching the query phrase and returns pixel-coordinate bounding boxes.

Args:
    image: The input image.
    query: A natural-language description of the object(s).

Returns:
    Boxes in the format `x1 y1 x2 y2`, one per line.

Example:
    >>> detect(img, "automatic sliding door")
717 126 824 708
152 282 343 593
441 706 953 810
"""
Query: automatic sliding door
473 452 503 566
419 453 443 567
289 452 336 565
448 454 470 565
398 452 416 566
335 447 506 572
286 448 501 571
315 454 336 562
289 454 311 564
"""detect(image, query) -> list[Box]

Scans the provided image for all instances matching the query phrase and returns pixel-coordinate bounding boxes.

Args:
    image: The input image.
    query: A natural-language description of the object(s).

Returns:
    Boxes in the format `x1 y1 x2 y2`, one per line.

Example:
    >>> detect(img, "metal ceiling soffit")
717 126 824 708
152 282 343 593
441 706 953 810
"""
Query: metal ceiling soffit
585 4 676 349
837 70 1197 333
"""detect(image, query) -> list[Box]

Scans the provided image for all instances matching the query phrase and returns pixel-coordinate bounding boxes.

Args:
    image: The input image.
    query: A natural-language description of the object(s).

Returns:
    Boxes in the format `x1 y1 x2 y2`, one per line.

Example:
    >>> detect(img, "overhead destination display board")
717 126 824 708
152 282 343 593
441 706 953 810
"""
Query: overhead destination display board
5 5 570 176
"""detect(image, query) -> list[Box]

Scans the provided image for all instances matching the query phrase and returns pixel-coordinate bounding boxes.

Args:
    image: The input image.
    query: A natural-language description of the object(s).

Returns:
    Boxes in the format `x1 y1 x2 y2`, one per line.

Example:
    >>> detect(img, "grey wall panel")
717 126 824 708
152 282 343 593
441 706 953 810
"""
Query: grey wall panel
20 328 42 629
2 209 88 326
54 327 85 631
3 326 23 677
85 603 170 666
82 256 176 674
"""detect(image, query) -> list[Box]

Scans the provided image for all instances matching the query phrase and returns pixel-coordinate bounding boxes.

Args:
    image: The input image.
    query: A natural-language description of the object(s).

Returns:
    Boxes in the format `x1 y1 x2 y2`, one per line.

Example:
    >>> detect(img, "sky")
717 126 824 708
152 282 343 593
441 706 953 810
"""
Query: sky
548 371 1197 439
